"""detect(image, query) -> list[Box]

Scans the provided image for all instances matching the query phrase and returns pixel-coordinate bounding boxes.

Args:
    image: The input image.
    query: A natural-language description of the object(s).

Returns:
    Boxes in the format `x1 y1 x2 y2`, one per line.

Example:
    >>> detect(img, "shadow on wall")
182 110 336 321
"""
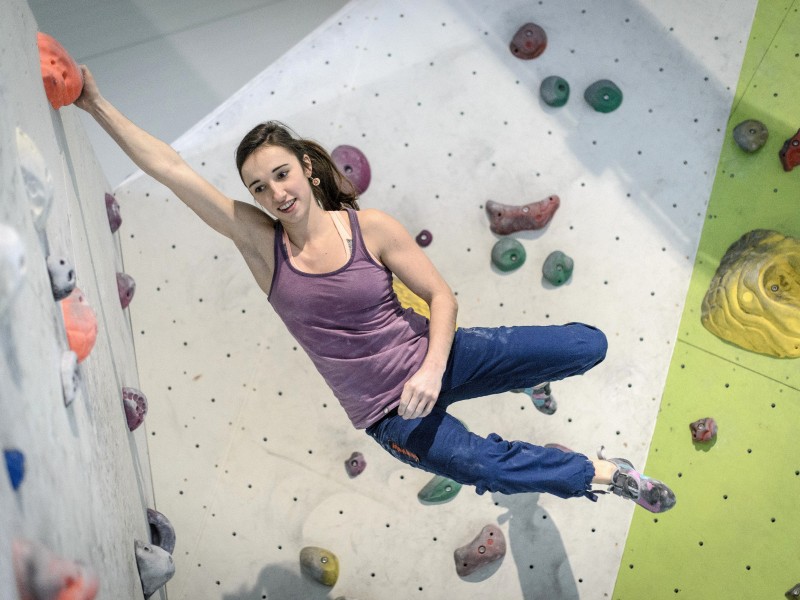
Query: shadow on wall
491 491 579 600
222 563 332 600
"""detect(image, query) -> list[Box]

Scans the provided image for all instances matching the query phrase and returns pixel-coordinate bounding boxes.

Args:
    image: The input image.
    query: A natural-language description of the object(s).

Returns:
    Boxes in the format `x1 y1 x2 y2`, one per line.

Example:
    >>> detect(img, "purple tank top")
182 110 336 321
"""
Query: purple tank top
268 208 430 429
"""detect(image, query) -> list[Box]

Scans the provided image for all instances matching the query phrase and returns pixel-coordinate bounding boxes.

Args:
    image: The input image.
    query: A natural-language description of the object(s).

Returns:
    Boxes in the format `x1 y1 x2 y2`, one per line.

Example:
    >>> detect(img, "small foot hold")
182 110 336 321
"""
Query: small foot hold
344 451 366 477
4 448 25 490
584 79 623 113
418 475 462 504
46 256 76 301
415 229 432 247
542 250 573 286
540 75 570 107
122 387 148 431
147 508 176 555
116 272 136 309
454 524 506 577
509 23 547 59
485 196 559 235
105 193 122 233
299 546 339 586
779 128 800 171
331 145 371 194
491 238 526 272
135 540 175 598
732 120 768 153
689 417 717 443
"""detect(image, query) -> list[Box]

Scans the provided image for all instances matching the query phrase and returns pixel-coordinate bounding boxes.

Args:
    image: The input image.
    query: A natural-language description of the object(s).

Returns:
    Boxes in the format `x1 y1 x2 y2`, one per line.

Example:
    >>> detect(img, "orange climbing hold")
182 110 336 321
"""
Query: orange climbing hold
61 287 97 362
37 32 84 110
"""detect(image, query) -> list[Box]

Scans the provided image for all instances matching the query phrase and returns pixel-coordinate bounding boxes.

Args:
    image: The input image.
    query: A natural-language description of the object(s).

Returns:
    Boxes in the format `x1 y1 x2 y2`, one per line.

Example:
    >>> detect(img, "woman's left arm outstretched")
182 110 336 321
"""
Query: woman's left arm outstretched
360 209 458 420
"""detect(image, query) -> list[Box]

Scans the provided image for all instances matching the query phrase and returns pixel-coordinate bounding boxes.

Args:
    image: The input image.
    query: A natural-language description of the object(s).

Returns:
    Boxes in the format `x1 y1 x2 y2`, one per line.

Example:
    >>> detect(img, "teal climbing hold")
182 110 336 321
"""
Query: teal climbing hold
542 250 574 285
584 79 623 113
491 238 526 272
540 76 570 107
418 475 462 504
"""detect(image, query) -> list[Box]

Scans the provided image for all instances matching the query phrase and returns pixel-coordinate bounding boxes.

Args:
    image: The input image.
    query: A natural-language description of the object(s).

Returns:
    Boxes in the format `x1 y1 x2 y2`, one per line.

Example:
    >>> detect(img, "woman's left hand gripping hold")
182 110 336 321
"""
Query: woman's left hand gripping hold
398 363 444 420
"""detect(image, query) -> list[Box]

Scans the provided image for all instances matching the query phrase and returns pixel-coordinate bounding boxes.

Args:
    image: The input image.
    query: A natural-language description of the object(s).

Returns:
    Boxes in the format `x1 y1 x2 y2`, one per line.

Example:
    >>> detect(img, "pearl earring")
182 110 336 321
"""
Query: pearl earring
311 177 320 186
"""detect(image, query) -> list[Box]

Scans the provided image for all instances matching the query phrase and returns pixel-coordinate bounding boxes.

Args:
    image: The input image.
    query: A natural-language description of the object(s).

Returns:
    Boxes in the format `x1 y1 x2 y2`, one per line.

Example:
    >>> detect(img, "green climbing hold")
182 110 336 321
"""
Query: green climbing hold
542 250 574 285
540 76 570 107
584 79 623 113
491 238 526 272
418 475 462 504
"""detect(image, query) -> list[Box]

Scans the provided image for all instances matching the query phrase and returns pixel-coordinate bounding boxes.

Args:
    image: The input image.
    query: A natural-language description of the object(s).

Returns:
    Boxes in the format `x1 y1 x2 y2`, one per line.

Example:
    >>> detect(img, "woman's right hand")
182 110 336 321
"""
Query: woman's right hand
74 65 102 112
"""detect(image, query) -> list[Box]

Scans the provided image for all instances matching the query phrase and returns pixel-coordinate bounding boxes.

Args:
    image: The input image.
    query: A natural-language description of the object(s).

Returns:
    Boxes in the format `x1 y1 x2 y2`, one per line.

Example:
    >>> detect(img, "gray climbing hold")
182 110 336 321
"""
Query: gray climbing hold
122 387 148 431
46 255 76 301
299 546 339 586
732 119 768 153
542 250 574 286
147 508 176 555
134 540 175 598
540 76 570 107
16 128 54 230
454 524 506 577
0 223 26 318
61 351 80 407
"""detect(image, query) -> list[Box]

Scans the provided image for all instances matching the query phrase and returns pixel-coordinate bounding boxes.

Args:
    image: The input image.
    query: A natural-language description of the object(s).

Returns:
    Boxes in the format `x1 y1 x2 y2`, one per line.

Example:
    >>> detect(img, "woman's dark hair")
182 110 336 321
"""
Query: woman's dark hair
235 121 360 211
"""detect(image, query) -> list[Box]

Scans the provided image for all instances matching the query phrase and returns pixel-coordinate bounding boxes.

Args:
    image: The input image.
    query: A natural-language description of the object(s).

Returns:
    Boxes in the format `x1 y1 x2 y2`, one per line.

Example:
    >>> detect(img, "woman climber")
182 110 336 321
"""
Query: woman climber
75 66 675 514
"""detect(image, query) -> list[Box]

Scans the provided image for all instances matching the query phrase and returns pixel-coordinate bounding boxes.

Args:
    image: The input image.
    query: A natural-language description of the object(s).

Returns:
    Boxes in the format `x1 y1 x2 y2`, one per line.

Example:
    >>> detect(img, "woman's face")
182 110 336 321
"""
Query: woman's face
241 145 313 218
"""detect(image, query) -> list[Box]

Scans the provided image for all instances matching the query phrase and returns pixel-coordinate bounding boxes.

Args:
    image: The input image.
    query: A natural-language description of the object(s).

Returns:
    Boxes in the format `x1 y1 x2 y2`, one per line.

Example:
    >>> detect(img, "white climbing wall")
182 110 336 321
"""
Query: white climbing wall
0 1 163 598
115 0 758 598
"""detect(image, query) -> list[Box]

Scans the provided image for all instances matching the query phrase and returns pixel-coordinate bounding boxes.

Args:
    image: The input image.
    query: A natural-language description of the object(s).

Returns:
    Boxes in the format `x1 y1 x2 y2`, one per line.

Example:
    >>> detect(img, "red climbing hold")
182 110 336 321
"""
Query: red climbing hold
485 196 560 235
37 32 84 110
779 128 800 172
61 287 97 362
509 23 547 60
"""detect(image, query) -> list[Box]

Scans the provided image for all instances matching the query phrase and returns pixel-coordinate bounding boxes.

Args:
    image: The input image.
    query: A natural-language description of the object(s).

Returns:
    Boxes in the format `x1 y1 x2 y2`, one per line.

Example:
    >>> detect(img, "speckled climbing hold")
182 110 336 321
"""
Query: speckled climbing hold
37 32 84 110
331 145 371 195
491 238 526 272
584 79 623 113
134 540 175 599
16 128 54 230
454 524 506 577
46 255 76 301
701 229 800 357
147 508 176 555
509 22 547 59
732 119 768 153
689 417 717 443
542 250 574 286
779 128 800 172
415 229 432 247
786 583 800 599
123 387 148 431
540 76 570 107
61 351 80 407
105 193 122 233
4 449 25 490
485 196 560 235
13 538 99 600
344 451 366 477
418 475 462 504
117 272 136 309
61 288 98 363
0 223 26 318
300 546 339 586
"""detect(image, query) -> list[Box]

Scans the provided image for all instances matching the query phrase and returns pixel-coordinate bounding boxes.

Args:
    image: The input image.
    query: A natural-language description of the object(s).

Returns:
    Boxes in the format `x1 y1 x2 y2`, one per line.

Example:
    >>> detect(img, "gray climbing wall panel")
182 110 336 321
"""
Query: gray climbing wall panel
114 0 758 598
0 1 162 598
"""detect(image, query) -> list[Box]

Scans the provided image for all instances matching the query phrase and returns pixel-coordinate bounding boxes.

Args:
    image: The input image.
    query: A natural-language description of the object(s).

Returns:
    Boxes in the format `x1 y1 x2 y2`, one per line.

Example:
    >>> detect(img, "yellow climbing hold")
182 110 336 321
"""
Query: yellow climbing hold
393 278 430 319
701 229 800 358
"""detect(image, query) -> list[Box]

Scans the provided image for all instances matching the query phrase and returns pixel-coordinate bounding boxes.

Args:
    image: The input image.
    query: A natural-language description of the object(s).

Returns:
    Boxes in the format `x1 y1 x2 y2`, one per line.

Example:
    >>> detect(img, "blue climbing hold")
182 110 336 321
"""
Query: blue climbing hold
4 448 25 490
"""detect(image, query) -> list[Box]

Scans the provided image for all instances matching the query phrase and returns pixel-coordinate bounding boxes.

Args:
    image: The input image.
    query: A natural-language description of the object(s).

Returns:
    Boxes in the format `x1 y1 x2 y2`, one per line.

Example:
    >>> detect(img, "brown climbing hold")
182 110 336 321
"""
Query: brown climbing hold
37 32 84 110
689 417 717 443
779 128 800 172
13 538 99 600
453 524 506 577
485 196 559 235
509 23 547 59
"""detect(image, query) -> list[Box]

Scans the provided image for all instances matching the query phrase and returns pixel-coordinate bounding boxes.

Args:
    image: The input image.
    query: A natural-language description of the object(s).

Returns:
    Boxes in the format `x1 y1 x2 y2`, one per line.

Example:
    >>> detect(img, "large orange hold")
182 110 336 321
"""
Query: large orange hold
61 287 97 362
37 32 84 109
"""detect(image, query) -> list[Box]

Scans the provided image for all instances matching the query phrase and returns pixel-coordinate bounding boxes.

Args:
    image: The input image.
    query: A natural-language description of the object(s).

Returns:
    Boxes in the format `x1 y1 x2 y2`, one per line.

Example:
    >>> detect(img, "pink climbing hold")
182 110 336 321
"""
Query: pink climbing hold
454 524 506 577
485 196 560 235
344 451 366 477
61 287 97 363
122 387 148 431
13 538 99 600
689 417 718 443
105 193 122 233
116 272 136 309
331 145 371 195
37 32 84 110
509 23 547 60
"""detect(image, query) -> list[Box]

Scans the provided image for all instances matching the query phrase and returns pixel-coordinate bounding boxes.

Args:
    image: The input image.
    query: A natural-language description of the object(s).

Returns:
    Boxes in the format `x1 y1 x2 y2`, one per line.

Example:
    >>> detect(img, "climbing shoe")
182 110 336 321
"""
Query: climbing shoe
596 446 676 513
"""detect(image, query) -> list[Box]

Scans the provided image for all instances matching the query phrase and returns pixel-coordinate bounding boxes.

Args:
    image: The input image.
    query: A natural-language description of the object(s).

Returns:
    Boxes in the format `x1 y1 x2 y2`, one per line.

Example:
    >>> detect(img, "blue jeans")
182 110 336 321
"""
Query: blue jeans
365 323 608 499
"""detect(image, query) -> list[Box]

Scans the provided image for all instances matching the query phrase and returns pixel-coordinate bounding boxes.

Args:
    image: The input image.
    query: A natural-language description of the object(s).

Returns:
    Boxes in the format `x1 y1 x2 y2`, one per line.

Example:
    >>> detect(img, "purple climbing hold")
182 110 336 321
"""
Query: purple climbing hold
415 230 432 247
331 145 371 195
116 272 136 309
46 255 76 301
147 508 176 555
122 387 148 431
454 524 506 577
105 193 122 233
509 23 547 60
4 449 25 490
689 417 717 443
344 451 366 478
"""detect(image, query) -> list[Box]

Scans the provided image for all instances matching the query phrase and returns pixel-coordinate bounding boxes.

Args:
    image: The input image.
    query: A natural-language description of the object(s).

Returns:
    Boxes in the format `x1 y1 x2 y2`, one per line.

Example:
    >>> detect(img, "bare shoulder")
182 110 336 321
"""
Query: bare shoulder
356 207 405 235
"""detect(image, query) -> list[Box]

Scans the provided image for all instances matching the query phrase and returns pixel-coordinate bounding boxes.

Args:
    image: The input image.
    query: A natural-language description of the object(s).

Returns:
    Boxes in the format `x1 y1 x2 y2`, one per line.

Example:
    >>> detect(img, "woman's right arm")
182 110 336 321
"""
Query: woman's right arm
75 65 249 241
